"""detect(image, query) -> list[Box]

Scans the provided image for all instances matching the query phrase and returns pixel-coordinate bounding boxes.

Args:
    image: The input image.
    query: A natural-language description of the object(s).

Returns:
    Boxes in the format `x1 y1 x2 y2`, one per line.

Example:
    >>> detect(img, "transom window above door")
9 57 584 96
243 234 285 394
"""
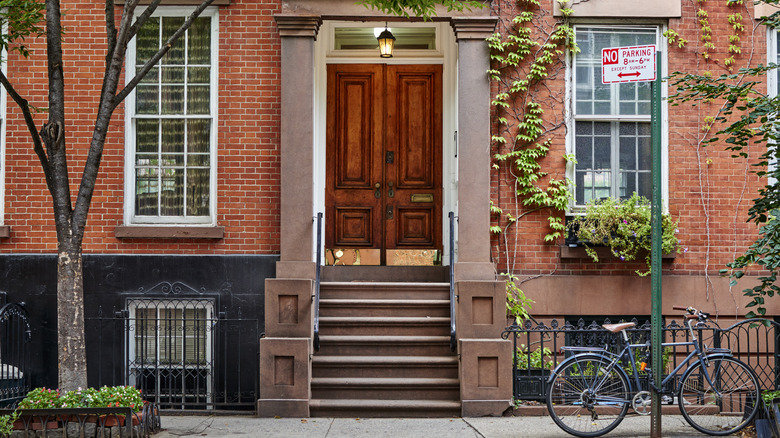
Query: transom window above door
327 23 444 58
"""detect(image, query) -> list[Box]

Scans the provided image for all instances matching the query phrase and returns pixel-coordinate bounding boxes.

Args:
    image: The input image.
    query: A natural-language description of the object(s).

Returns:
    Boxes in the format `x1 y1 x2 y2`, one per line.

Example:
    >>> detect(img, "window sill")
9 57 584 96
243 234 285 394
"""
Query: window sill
560 244 677 260
0 226 9 239
115 225 224 239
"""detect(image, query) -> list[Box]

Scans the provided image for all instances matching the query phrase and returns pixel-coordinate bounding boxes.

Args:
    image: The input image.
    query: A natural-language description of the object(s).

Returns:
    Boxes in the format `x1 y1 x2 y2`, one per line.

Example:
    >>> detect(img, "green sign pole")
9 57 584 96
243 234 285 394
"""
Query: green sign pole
650 50 663 438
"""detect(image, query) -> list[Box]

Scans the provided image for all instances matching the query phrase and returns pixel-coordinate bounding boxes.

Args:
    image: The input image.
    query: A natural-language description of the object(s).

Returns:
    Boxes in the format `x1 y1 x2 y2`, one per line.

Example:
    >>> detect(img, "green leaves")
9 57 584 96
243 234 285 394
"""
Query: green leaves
357 0 483 19
570 193 681 276
490 6 576 245
0 0 45 59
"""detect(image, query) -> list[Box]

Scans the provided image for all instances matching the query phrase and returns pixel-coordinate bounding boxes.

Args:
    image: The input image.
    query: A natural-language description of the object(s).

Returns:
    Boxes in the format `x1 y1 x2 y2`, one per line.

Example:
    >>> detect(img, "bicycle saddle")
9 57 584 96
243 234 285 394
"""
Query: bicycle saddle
602 322 636 333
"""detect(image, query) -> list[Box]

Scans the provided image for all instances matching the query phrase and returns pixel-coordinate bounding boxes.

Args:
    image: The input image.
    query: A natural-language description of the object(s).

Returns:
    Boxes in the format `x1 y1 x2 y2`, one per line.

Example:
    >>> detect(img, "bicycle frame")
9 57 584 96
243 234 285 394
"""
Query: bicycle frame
551 317 731 402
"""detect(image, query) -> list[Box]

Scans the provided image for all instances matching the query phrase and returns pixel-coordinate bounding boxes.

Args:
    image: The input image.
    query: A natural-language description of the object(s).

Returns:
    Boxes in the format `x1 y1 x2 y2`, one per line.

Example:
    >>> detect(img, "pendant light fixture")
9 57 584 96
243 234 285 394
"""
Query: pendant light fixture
376 23 395 58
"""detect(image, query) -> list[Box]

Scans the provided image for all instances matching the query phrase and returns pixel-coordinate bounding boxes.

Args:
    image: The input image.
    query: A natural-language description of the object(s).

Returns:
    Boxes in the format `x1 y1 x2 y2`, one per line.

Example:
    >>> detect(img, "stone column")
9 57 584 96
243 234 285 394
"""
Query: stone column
451 17 512 417
275 15 321 281
258 15 321 417
451 18 498 282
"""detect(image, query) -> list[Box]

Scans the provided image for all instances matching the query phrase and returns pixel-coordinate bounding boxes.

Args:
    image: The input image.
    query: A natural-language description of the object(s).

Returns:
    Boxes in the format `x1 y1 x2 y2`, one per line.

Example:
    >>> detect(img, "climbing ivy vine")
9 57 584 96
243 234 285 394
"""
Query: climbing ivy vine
488 0 577 320
488 0 575 249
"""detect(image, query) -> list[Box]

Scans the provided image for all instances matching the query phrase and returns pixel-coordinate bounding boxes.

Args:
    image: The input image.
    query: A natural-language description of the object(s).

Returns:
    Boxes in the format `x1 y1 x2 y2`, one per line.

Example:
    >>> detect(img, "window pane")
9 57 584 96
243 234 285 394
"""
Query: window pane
136 18 160 62
188 119 210 154
161 85 185 114
160 168 184 216
188 67 210 84
188 18 211 64
187 168 210 216
162 17 186 65
162 67 185 83
187 85 210 114
136 85 159 114
136 168 159 216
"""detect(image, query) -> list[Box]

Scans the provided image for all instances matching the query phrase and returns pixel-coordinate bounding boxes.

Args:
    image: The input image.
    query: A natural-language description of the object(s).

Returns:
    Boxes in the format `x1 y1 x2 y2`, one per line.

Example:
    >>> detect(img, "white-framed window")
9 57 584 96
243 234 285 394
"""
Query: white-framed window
127 298 214 409
767 28 780 185
570 25 665 207
125 8 218 225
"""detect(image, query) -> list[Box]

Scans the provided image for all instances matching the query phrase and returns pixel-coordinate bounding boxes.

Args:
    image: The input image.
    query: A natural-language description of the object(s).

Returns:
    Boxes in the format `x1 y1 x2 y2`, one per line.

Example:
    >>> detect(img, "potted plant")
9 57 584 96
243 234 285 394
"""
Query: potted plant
569 193 680 275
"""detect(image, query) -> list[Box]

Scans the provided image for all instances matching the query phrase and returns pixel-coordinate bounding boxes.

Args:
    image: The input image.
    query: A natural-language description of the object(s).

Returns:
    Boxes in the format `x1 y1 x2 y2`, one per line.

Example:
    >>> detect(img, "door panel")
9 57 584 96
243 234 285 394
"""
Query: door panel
385 65 442 250
326 65 384 248
326 64 442 263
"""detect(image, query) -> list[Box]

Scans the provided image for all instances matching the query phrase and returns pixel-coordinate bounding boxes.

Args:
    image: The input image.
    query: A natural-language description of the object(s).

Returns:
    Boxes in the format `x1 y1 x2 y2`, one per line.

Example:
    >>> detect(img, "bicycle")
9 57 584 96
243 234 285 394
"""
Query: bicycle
545 306 760 437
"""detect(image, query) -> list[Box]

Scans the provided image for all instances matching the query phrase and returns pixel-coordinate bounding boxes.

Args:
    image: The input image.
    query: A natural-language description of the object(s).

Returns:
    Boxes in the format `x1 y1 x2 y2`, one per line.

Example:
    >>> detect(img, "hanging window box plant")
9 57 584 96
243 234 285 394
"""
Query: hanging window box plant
566 193 681 275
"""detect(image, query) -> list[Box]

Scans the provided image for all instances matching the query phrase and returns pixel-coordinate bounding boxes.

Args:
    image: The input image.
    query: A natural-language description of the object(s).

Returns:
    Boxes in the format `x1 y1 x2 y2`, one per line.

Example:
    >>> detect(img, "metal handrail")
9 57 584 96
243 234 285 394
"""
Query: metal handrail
449 212 457 352
314 212 323 352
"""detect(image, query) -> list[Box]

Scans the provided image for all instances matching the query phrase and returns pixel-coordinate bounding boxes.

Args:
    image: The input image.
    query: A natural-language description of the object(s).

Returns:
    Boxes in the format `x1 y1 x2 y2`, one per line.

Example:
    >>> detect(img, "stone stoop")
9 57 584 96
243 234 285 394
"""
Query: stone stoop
310 281 461 417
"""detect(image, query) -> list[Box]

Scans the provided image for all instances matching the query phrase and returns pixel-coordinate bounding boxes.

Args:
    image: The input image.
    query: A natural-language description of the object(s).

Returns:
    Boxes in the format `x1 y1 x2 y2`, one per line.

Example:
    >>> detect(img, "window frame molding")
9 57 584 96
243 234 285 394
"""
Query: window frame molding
767 27 778 186
566 22 670 213
123 6 219 226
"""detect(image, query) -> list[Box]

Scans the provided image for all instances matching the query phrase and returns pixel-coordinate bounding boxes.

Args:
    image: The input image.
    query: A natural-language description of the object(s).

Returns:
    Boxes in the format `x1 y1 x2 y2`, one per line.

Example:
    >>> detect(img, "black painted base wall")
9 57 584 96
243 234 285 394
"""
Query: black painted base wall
0 254 275 392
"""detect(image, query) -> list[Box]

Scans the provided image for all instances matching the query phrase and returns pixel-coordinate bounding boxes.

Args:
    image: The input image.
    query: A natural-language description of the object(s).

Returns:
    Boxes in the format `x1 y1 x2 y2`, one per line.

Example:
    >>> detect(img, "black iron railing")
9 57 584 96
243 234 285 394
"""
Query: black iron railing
87 296 259 412
448 212 457 352
503 317 721 401
0 303 31 408
314 212 323 352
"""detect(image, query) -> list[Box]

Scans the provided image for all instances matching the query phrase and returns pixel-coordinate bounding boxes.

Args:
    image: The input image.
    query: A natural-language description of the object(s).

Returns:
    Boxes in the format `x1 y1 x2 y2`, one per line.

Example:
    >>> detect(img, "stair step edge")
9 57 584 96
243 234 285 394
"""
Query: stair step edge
310 399 461 409
321 282 450 287
312 377 460 386
318 335 451 342
312 356 458 365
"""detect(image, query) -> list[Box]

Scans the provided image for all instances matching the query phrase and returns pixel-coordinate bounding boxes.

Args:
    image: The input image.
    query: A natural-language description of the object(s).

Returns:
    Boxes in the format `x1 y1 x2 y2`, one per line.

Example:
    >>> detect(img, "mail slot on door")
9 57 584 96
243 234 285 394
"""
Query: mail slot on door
411 194 434 203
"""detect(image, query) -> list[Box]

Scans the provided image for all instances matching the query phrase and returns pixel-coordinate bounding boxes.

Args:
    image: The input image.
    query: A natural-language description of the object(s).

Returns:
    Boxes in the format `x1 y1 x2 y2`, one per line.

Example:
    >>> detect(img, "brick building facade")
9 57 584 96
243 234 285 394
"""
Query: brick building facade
0 0 776 417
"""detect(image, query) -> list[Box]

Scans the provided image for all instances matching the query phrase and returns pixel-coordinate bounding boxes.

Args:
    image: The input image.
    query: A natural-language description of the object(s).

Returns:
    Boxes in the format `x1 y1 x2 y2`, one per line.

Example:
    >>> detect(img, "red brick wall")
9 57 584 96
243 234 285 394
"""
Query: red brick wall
1 0 282 254
490 0 767 277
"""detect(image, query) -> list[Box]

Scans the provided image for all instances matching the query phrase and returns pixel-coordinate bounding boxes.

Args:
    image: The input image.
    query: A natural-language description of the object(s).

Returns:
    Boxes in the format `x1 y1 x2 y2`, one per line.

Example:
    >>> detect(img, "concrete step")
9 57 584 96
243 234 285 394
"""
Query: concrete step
312 355 458 379
309 398 461 418
319 299 450 317
311 377 460 400
320 282 450 300
318 316 450 336
316 335 453 356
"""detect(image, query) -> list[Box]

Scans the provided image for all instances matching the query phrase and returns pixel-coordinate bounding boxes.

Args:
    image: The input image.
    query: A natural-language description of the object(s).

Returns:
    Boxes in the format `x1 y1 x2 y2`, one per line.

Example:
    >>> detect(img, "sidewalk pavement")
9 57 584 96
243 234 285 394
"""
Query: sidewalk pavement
153 415 714 437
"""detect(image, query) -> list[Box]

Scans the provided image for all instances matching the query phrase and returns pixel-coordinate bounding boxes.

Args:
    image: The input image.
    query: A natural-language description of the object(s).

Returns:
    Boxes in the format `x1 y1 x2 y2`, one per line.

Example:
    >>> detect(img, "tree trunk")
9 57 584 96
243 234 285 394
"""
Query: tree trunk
57 239 88 391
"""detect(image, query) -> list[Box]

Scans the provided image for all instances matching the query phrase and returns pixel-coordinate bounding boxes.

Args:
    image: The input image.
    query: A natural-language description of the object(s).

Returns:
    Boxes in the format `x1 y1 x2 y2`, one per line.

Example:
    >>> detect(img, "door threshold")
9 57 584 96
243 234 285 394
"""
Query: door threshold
320 265 448 283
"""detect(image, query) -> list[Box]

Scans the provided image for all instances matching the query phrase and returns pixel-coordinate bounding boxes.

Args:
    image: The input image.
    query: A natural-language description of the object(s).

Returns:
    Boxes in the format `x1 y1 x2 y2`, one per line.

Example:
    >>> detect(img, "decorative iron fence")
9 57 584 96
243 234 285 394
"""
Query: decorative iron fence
0 303 31 408
500 317 758 401
87 290 259 413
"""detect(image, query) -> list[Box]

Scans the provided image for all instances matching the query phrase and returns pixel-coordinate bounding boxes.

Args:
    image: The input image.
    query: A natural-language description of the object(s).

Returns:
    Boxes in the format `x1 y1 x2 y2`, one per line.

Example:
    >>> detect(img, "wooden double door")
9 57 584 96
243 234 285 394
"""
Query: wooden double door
325 64 443 264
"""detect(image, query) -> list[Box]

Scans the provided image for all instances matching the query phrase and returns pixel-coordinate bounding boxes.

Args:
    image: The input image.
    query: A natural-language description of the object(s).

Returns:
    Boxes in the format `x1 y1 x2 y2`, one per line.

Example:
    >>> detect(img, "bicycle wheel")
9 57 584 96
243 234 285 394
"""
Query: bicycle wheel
678 356 760 435
546 354 630 437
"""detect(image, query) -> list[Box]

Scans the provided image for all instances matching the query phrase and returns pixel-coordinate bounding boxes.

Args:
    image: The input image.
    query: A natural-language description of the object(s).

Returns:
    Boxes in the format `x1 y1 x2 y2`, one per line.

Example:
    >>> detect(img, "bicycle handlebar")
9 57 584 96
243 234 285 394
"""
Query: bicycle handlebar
673 305 710 321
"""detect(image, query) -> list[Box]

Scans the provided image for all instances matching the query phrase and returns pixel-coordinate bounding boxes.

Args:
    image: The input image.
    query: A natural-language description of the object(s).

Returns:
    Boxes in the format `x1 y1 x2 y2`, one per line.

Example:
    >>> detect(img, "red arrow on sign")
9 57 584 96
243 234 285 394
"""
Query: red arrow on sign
618 71 641 78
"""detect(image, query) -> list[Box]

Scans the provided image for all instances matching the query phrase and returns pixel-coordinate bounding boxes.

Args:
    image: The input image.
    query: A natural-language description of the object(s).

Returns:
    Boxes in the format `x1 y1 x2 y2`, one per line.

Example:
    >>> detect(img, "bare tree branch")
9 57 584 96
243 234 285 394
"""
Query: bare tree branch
127 0 162 42
0 71 53 192
114 0 217 108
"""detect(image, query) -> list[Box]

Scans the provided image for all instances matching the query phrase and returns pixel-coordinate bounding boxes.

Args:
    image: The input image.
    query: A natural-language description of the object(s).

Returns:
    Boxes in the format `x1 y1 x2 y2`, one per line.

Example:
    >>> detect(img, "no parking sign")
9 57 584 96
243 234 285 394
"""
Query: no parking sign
602 44 656 84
